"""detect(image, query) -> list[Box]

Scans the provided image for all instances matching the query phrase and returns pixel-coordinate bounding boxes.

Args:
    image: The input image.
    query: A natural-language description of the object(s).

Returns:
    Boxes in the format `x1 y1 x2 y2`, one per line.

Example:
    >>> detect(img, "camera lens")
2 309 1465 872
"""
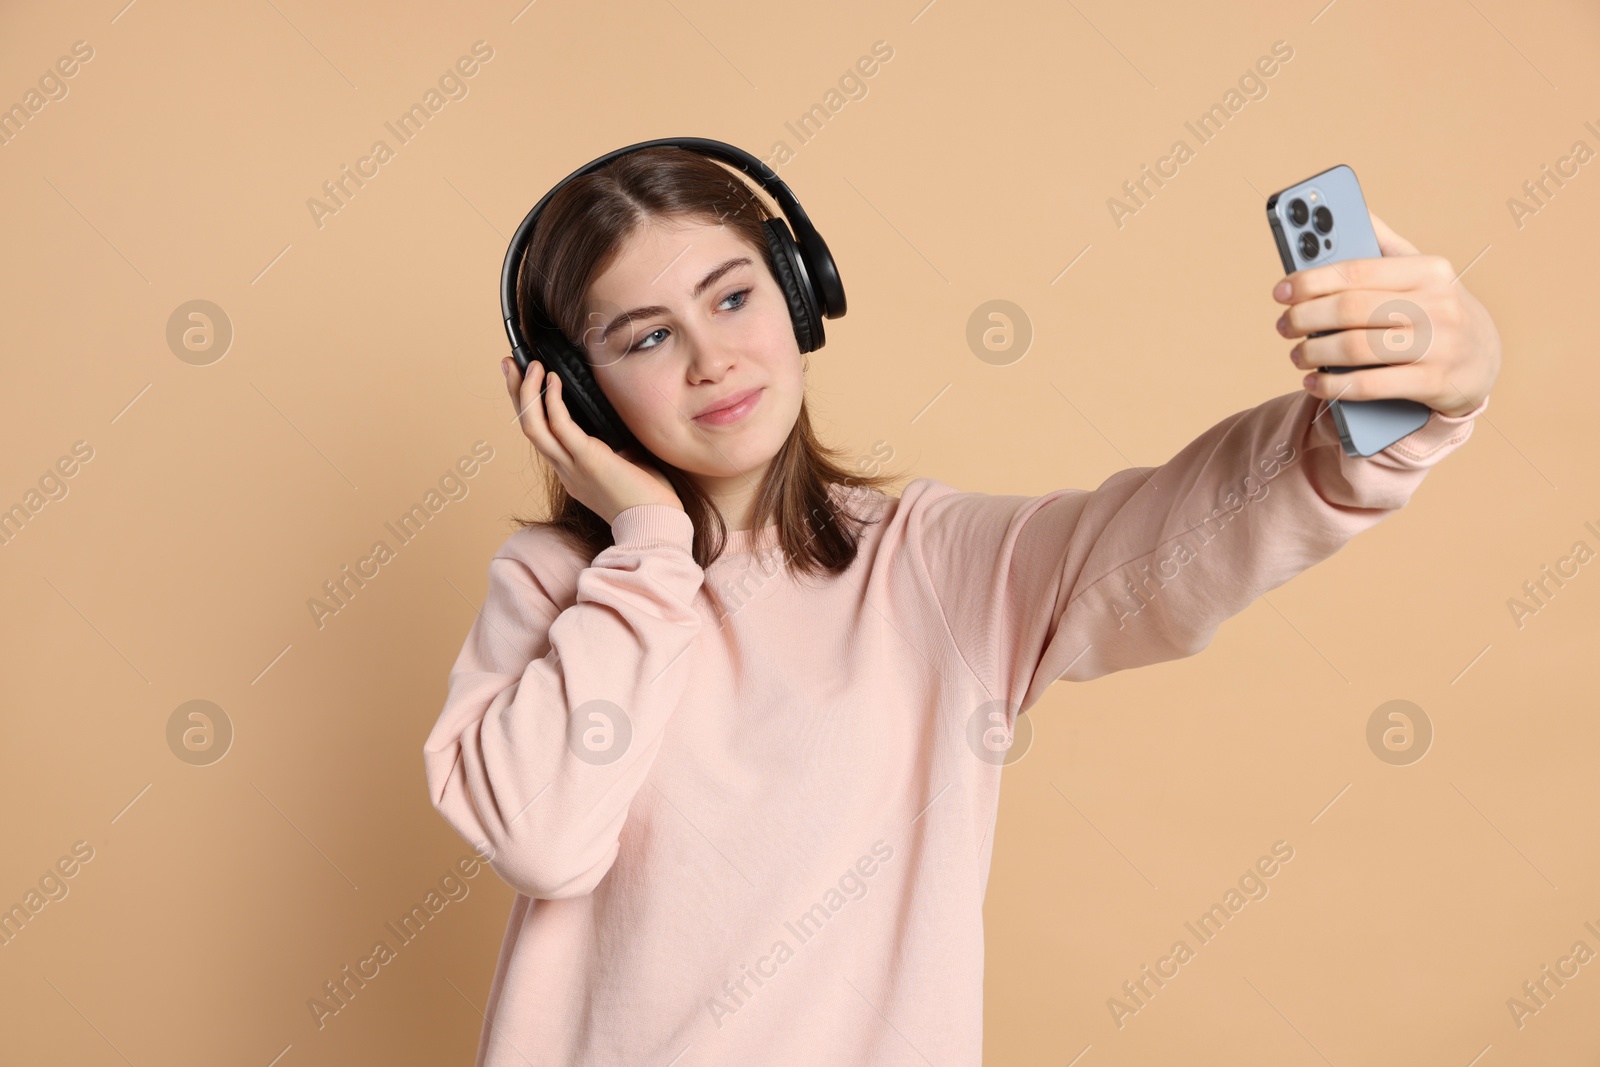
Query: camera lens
1298 231 1320 260
1288 198 1309 226
1313 206 1333 234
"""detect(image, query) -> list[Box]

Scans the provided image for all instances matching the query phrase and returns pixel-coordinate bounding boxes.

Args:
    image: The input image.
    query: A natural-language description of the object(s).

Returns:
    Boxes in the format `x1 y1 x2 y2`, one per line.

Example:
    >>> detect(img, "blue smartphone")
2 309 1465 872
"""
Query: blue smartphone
1266 165 1432 457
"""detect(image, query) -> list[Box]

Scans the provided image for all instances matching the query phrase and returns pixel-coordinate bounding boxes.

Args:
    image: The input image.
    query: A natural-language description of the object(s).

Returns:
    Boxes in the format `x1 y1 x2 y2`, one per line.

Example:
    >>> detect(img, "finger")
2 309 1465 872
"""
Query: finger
1292 319 1434 369
506 356 540 407
1275 252 1447 305
1301 360 1437 406
1367 209 1421 257
503 357 524 404
538 369 593 454
509 359 541 421
513 362 573 466
1279 287 1421 338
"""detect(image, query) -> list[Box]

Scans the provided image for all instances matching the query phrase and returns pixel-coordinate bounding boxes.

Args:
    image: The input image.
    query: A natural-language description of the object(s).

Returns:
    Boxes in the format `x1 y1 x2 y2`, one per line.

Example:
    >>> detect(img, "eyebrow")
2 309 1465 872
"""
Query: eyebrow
595 256 754 344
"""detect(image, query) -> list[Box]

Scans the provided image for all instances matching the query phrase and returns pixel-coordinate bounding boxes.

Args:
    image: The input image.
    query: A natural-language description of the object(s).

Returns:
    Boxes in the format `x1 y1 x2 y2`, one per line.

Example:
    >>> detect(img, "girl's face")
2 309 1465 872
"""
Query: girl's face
580 216 804 494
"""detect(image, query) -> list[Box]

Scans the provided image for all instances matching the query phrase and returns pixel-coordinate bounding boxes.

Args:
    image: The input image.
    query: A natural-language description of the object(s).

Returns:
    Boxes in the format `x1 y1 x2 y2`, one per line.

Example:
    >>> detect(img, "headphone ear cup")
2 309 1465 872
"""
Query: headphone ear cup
763 218 822 354
527 320 638 453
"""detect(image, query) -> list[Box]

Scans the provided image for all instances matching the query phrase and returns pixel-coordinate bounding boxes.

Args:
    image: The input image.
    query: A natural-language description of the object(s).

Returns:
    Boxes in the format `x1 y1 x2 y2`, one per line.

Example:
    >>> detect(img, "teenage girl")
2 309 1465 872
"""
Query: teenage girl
424 145 1500 1066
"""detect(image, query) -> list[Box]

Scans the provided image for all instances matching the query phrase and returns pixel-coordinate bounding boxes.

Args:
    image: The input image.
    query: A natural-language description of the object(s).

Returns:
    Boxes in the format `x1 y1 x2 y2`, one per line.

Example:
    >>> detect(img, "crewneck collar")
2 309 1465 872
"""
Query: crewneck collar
719 522 780 555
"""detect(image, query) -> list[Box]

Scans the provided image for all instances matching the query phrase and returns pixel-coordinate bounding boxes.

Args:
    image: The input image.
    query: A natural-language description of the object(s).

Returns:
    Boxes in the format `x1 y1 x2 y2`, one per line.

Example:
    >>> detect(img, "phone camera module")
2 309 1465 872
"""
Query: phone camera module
1287 198 1309 226
1297 230 1320 260
1313 206 1333 234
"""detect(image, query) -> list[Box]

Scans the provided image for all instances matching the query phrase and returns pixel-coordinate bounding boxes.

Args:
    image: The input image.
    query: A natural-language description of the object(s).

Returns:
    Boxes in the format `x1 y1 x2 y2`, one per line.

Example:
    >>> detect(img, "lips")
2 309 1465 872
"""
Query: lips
693 387 762 421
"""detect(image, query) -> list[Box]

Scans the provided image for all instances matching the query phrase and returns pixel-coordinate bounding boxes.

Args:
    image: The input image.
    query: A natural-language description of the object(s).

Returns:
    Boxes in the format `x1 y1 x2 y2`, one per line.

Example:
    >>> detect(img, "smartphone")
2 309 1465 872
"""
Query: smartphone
1266 165 1432 457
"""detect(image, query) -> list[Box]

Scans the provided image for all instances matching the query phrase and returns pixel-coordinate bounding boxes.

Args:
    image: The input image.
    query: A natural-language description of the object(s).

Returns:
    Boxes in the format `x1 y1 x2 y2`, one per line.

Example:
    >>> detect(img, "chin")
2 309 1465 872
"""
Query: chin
680 430 787 478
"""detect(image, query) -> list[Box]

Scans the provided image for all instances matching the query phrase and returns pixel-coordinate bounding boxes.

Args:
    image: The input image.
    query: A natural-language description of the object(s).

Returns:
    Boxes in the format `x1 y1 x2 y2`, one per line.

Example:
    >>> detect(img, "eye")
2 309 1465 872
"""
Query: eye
627 327 669 354
624 287 754 354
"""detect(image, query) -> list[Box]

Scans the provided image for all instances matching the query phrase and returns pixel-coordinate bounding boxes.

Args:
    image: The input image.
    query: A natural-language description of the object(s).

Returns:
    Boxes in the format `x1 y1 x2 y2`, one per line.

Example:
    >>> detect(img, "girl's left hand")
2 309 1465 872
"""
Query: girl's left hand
1272 210 1501 418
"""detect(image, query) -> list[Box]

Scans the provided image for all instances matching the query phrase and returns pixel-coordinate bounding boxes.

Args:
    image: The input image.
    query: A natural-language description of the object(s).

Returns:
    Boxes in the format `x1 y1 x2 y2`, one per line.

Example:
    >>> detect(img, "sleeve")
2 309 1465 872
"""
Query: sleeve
907 389 1488 716
422 504 706 900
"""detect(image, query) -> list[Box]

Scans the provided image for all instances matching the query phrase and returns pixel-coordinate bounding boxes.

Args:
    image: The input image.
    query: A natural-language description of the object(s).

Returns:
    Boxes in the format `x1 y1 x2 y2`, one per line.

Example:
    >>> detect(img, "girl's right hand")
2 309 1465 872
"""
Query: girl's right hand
503 357 685 526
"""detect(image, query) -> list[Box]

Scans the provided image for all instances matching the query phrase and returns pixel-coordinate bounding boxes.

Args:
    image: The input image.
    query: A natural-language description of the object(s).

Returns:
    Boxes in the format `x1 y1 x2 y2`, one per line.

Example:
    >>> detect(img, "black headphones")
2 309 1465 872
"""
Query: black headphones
500 137 846 453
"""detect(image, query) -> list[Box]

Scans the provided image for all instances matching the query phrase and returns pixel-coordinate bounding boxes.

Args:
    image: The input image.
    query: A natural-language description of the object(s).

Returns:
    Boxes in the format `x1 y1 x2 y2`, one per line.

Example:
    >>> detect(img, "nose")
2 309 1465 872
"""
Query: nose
683 323 738 381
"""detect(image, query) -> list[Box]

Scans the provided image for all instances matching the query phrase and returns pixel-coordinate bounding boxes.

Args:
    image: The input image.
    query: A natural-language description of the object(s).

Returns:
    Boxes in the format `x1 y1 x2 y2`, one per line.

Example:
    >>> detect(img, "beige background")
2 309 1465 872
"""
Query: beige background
2 0 1596 1063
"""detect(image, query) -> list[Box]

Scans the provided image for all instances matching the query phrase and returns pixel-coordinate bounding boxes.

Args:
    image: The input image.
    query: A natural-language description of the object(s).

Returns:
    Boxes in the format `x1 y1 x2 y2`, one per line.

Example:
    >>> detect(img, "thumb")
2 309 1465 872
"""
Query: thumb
1368 209 1420 257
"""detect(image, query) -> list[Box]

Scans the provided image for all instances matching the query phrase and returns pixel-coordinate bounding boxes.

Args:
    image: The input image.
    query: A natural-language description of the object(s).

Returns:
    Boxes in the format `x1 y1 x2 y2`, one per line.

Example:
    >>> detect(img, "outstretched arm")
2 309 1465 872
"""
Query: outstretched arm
909 213 1500 717
908 389 1486 718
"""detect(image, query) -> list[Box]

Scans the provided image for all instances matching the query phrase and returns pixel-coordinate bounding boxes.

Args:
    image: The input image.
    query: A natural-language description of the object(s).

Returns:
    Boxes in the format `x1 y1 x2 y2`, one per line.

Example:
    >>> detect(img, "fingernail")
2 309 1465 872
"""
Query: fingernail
1273 280 1292 302
501 359 510 380
1303 373 1318 389
1276 313 1289 336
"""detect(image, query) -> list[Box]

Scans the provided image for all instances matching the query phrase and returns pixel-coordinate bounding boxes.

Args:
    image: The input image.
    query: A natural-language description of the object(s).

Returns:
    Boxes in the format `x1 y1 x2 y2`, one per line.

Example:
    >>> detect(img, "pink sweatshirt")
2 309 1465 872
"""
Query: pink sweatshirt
423 389 1485 1066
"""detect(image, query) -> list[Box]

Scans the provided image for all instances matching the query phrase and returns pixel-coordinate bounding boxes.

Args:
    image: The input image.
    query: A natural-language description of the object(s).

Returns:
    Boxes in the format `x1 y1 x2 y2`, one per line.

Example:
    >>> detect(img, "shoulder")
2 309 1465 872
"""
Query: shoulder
825 478 943 544
483 522 590 611
878 475 1025 537
849 476 977 563
893 476 962 512
842 476 958 516
879 476 1085 573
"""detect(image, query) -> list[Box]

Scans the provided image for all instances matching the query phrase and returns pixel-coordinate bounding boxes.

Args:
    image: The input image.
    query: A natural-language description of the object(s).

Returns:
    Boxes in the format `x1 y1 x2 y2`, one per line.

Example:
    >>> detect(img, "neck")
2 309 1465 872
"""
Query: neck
693 463 770 532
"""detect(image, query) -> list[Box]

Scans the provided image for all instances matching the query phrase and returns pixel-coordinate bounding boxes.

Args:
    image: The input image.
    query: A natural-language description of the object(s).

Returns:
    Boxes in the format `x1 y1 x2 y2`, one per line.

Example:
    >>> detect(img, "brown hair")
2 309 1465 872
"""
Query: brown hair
509 146 907 579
